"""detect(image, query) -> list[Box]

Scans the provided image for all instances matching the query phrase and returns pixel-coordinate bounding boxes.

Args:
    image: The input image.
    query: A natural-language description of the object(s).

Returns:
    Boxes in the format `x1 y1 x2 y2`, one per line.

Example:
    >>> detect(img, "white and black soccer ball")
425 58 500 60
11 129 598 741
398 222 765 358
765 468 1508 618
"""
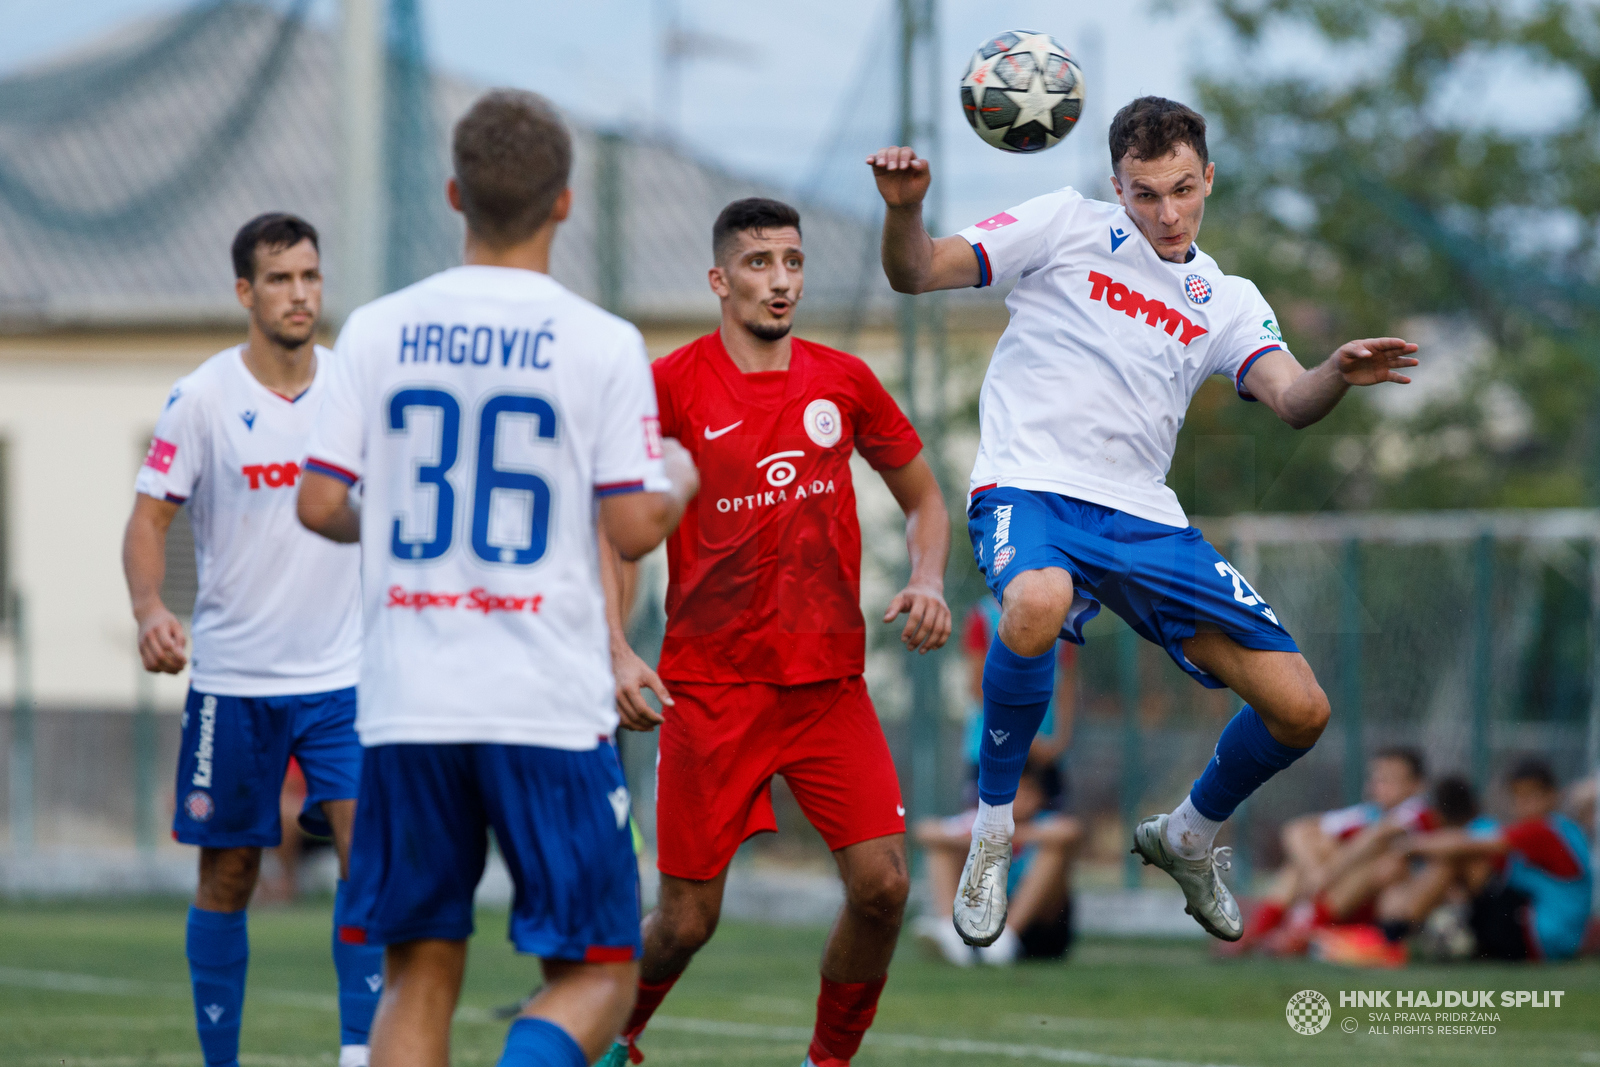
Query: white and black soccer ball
961 30 1085 153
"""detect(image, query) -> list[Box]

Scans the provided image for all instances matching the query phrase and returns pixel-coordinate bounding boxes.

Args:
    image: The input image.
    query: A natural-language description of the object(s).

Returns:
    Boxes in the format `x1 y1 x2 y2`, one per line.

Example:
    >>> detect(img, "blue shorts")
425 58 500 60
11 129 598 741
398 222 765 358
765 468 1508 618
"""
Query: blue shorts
345 741 642 962
173 686 362 847
968 488 1298 688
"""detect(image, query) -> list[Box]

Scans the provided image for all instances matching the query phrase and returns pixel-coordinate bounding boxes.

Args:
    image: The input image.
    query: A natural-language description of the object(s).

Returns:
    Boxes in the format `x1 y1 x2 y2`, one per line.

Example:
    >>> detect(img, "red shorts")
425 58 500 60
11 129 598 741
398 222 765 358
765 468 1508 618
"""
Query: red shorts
655 675 905 880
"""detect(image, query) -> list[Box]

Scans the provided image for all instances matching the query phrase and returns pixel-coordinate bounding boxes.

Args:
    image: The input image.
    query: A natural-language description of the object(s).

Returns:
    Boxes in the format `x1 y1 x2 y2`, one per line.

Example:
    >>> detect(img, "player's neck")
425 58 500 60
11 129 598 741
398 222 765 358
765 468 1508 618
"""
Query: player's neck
462 225 557 275
719 322 791 374
241 332 316 399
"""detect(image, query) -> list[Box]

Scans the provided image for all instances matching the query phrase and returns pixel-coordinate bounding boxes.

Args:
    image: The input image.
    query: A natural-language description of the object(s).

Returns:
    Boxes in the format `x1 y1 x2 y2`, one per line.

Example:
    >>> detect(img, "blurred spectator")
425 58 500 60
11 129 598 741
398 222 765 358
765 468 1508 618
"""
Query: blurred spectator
1232 747 1433 953
1393 757 1594 961
914 764 1082 966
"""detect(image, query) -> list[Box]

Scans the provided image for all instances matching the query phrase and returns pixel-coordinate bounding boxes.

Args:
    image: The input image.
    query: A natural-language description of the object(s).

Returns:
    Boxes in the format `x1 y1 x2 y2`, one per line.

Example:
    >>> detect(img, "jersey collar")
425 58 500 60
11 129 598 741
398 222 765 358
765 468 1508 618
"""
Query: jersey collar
702 329 813 407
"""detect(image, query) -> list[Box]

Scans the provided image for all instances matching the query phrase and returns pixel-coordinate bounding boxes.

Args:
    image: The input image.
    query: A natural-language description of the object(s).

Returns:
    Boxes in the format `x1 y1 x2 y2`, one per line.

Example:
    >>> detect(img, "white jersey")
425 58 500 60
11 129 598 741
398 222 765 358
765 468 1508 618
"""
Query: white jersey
958 187 1289 528
305 265 670 749
135 345 361 696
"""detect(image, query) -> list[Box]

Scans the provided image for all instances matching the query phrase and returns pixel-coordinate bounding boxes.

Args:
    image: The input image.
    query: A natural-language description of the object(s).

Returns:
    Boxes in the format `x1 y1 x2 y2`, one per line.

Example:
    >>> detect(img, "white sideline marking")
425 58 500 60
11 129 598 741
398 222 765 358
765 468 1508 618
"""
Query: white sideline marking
0 966 1251 1067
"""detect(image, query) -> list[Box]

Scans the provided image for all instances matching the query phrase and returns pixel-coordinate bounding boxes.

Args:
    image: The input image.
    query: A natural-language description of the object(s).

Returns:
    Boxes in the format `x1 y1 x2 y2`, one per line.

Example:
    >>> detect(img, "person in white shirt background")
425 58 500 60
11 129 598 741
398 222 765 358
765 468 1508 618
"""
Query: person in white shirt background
869 95 1420 950
122 213 383 1067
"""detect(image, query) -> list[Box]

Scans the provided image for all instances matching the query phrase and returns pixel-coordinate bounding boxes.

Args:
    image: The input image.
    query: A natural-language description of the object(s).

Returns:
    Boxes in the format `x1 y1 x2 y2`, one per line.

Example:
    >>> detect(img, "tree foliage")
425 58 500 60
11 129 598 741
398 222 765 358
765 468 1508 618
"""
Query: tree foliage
1172 0 1600 516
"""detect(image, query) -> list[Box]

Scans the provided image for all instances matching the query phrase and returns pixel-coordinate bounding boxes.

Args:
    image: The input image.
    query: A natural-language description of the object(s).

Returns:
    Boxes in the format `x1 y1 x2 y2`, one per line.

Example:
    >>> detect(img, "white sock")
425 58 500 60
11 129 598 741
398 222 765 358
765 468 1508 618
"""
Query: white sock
973 799 1014 844
339 1046 370 1067
1165 796 1222 861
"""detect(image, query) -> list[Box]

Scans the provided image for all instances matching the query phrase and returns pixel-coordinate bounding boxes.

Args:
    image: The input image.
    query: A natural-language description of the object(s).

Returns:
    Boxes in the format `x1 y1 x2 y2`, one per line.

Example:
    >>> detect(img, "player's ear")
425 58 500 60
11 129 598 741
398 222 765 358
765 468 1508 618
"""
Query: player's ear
234 274 254 311
708 265 730 299
550 187 572 223
446 176 463 214
1202 161 1215 195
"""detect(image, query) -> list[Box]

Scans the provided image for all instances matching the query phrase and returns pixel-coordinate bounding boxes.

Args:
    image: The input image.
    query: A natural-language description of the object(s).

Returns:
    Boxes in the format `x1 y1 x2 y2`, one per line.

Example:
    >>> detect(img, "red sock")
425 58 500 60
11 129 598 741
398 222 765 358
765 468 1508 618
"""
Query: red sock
1312 895 1337 927
620 975 679 1061
807 974 887 1066
1244 900 1288 940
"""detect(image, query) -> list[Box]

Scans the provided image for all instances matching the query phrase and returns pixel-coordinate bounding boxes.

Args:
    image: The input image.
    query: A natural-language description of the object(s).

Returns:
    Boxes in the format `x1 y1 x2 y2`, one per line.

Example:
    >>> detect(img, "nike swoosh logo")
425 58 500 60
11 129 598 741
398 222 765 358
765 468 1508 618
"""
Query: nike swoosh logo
1110 226 1130 252
896 805 906 816
704 421 743 440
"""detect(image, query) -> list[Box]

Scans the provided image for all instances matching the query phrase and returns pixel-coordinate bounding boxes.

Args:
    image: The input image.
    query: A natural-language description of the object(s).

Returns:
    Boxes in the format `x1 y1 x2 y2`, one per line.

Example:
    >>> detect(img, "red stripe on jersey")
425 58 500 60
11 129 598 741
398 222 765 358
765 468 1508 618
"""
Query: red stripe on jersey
595 480 646 497
305 457 359 486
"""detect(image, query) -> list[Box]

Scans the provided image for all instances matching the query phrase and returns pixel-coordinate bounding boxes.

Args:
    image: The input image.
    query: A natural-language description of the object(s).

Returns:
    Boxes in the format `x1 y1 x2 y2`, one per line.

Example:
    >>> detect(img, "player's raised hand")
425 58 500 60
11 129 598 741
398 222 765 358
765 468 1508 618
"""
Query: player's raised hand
868 146 931 209
883 582 952 654
137 604 188 674
1334 338 1419 387
612 640 671 732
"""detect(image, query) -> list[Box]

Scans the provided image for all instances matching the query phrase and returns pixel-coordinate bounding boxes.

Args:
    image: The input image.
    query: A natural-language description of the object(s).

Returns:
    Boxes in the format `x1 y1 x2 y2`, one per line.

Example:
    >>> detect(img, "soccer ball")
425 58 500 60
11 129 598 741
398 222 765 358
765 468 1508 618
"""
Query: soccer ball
961 31 1085 153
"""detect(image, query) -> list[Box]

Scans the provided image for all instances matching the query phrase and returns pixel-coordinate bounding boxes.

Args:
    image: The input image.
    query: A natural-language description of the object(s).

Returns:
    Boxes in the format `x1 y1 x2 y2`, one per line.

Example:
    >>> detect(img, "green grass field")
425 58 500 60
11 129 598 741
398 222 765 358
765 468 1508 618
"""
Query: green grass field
0 898 1596 1067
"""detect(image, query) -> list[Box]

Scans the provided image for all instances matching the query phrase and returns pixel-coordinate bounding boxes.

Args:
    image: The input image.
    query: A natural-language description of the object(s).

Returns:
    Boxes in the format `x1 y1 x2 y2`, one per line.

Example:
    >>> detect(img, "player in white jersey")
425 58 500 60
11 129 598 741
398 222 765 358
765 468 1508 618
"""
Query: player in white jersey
297 90 697 1067
871 97 1420 946
122 213 383 1067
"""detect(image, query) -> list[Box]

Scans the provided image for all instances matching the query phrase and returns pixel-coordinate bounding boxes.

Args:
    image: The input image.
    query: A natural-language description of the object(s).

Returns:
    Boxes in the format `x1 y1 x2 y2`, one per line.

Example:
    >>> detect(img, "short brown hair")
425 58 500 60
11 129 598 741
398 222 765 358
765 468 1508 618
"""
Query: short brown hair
231 212 318 281
1108 96 1208 172
452 89 572 247
712 197 801 264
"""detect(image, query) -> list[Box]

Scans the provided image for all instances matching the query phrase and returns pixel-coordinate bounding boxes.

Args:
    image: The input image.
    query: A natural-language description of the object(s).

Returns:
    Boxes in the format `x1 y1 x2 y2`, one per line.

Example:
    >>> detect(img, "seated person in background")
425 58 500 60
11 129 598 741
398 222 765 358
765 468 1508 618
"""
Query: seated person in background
1395 757 1593 961
1237 746 1433 952
1305 775 1479 967
915 764 1082 966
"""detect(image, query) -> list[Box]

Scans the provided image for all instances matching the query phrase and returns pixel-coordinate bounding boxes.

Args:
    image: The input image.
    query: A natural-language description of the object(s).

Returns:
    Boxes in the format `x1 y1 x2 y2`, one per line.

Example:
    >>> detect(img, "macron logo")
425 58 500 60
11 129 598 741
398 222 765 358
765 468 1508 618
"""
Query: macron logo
989 729 1010 746
607 786 630 829
203 1004 224 1024
1087 270 1209 345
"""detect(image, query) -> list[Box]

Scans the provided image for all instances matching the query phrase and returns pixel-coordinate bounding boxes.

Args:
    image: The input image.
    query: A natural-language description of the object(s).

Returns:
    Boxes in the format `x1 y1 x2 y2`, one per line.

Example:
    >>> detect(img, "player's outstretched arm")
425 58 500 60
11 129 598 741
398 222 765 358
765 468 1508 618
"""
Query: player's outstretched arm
296 470 361 543
879 453 952 653
1243 338 1419 430
868 146 981 294
598 530 671 732
122 493 188 674
598 438 698 562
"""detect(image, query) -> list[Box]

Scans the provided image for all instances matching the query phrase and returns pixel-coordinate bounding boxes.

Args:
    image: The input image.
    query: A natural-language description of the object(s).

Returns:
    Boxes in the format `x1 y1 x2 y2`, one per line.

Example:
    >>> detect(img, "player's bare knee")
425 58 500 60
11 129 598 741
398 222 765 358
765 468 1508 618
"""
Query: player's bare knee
846 863 910 925
998 570 1072 657
659 900 720 955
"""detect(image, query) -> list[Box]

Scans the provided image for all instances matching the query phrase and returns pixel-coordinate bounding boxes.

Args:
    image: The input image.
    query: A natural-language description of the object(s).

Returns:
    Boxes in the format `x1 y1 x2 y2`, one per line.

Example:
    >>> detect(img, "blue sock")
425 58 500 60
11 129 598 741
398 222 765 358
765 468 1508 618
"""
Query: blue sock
1188 705 1313 820
332 879 384 1047
497 1017 586 1067
977 637 1056 806
186 905 248 1067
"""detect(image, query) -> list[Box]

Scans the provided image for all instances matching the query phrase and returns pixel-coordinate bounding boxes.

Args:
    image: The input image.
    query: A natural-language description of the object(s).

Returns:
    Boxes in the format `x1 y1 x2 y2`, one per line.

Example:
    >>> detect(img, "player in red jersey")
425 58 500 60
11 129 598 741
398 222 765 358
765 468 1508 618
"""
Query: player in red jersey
597 197 952 1067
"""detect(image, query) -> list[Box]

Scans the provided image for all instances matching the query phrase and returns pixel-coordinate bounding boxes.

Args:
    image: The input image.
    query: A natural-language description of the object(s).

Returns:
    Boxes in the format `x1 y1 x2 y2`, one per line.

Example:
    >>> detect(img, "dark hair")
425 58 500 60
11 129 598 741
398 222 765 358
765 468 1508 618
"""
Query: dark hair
1432 775 1478 827
231 212 319 281
452 89 572 247
1373 746 1426 781
1108 96 1209 172
712 197 801 264
1506 756 1557 792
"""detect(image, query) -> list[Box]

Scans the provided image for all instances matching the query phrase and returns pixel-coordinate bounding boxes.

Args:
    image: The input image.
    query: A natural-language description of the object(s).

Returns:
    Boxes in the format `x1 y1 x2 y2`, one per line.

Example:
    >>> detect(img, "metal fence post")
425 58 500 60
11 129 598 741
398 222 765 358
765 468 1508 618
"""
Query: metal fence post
595 130 625 315
9 589 32 852
1472 531 1494 792
1588 535 1600 910
1340 537 1364 804
1119 624 1141 889
134 668 157 853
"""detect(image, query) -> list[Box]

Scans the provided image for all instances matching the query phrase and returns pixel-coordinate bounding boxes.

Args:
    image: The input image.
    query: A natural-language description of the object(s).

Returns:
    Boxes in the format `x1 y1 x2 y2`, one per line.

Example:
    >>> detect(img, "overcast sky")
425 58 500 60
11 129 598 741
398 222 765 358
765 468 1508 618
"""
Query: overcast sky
0 0 1204 227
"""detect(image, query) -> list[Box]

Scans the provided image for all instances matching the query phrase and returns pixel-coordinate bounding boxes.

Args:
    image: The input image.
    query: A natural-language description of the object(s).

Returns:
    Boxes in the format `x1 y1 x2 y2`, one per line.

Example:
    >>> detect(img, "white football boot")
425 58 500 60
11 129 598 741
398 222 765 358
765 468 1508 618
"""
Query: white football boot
1131 813 1242 941
952 834 1011 946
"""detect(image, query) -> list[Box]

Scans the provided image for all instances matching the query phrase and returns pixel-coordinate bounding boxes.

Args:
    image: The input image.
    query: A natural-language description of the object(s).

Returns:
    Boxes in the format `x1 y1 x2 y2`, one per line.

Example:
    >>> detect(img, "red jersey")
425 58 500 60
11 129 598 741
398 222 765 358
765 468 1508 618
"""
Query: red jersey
653 331 922 685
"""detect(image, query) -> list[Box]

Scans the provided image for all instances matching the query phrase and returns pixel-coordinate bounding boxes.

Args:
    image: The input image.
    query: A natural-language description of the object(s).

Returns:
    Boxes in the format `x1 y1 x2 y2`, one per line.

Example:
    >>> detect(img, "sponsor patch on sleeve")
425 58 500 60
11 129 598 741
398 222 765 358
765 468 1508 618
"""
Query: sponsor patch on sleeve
144 437 178 474
973 211 1018 232
642 415 663 459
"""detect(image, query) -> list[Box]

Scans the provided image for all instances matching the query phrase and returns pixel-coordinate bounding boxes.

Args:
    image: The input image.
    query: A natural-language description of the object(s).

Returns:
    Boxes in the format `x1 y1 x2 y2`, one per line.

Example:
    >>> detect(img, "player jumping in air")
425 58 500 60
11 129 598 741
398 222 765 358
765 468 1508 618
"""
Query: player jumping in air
870 97 1419 944
122 213 383 1067
296 90 697 1067
597 197 952 1067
